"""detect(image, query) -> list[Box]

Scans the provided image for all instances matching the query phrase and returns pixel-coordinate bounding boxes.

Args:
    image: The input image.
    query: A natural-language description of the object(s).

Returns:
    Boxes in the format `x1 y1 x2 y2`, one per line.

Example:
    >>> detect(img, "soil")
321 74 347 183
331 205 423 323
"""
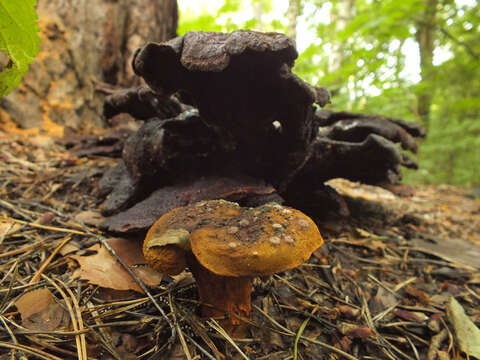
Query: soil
0 130 479 360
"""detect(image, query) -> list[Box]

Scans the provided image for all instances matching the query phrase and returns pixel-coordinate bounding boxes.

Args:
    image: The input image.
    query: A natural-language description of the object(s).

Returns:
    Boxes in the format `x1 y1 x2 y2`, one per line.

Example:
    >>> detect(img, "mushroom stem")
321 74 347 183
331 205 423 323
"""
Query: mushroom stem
186 253 251 337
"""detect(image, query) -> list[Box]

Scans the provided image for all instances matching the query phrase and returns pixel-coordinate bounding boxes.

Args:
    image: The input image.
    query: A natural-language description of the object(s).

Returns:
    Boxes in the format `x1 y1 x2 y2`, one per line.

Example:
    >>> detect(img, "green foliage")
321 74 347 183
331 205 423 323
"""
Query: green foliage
178 0 480 186
178 0 284 36
0 0 40 97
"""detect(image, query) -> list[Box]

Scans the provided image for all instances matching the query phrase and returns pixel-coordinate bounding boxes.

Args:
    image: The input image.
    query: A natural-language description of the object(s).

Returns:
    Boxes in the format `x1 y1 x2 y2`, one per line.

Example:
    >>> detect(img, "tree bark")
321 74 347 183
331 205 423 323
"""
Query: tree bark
1 0 178 132
415 0 437 130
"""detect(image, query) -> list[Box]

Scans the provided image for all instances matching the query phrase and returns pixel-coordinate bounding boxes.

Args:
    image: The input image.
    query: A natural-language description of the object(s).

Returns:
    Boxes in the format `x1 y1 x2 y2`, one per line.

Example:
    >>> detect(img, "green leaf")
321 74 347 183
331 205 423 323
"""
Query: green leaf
0 0 40 97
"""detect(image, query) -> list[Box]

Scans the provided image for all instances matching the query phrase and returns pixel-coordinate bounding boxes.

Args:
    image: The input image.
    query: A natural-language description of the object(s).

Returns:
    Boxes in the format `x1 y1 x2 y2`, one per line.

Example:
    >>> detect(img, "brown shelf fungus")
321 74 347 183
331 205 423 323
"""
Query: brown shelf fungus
143 200 323 337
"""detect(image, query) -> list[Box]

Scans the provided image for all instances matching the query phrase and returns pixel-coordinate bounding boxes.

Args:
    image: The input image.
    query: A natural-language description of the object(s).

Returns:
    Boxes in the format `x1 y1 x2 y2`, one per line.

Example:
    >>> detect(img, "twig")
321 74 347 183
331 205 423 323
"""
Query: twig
0 239 47 259
94 234 177 352
85 301 123 360
0 261 18 313
0 217 87 235
0 315 28 360
208 319 250 360
427 328 448 360
0 341 63 360
183 333 218 360
29 235 72 284
169 293 192 360
439 27 479 60
61 279 88 360
42 274 85 360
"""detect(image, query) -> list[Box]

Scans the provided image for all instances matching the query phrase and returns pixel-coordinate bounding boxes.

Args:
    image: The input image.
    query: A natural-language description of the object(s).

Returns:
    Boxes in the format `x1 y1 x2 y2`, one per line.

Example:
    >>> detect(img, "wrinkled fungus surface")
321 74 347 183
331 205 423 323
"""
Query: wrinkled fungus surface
97 30 425 233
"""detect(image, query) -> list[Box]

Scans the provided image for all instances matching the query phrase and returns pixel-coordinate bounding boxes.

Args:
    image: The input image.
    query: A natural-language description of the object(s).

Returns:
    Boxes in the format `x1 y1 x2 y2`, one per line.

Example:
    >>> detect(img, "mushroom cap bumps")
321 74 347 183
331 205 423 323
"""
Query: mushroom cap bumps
143 200 242 275
190 203 323 277
143 200 323 277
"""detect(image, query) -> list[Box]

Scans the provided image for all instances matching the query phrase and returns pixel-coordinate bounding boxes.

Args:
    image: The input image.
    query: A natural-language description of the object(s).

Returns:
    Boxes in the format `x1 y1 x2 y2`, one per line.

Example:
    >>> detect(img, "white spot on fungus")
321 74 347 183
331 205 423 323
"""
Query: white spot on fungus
284 235 295 244
282 209 292 214
227 226 239 234
239 219 250 227
272 223 283 230
228 242 238 249
252 251 259 256
298 219 310 228
269 236 281 245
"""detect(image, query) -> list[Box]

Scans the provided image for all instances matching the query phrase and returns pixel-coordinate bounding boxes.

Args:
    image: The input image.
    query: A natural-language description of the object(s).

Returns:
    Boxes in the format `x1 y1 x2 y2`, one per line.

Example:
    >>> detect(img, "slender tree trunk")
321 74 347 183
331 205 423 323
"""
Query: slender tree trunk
415 0 437 130
287 0 300 44
1 0 178 132
254 1 264 32
328 0 355 97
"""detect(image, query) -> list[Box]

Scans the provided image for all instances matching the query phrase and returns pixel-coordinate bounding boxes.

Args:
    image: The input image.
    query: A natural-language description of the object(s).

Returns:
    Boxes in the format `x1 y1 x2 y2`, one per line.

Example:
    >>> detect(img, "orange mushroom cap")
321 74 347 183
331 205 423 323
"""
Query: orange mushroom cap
190 203 323 277
143 200 323 277
143 200 242 275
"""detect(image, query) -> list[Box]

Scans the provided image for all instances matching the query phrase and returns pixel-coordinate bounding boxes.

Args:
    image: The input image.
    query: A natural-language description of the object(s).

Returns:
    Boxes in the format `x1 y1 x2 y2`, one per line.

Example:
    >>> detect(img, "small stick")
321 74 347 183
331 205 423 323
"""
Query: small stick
0 216 87 235
427 328 448 360
0 239 47 259
61 279 88 360
29 235 72 284
42 274 85 360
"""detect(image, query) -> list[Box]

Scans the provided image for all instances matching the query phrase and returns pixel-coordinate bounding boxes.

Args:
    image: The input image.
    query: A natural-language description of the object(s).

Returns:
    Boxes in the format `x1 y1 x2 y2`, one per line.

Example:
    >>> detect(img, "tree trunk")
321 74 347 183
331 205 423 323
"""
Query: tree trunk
415 0 437 130
287 0 300 44
328 0 355 97
1 0 178 133
254 1 264 32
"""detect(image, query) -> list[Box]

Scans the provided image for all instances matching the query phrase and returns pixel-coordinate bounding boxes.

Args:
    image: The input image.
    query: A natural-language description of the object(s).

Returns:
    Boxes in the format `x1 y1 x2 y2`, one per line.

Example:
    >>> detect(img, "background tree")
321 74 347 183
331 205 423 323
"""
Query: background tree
1 0 178 132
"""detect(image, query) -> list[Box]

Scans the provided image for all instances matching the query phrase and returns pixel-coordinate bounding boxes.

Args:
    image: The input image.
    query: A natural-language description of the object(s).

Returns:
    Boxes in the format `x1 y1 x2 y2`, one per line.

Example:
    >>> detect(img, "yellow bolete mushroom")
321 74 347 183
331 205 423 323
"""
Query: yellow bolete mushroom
143 200 323 337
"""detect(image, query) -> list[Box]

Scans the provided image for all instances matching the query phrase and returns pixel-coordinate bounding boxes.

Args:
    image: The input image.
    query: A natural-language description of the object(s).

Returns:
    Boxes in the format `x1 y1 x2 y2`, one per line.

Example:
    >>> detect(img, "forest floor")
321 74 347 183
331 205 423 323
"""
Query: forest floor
0 130 479 360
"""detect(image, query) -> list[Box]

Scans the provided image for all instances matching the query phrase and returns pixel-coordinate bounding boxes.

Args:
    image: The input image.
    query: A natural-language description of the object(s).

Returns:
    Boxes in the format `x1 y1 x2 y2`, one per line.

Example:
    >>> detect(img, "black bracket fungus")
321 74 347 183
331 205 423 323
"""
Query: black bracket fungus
132 31 330 180
96 30 425 233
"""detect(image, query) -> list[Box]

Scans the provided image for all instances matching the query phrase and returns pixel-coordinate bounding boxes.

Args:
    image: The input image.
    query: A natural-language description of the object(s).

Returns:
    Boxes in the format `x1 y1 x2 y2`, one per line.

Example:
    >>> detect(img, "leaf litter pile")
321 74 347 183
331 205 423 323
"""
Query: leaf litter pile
0 130 479 360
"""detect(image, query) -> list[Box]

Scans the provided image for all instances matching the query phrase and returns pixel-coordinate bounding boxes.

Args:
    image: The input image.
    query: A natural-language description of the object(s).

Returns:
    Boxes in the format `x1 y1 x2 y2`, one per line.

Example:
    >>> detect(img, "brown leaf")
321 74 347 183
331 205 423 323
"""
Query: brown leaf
70 241 162 293
334 336 352 352
0 219 21 236
369 287 397 314
338 322 374 339
405 285 430 305
132 266 163 287
394 309 428 322
106 237 145 266
15 288 69 331
338 305 360 319
74 210 105 227
37 212 55 225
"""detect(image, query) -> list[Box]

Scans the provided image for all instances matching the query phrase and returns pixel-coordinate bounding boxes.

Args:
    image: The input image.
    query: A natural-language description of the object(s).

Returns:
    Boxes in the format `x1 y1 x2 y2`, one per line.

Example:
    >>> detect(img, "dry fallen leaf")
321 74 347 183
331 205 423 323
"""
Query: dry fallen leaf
107 237 146 266
0 219 22 237
446 297 480 359
70 238 162 293
74 210 105 227
15 288 69 331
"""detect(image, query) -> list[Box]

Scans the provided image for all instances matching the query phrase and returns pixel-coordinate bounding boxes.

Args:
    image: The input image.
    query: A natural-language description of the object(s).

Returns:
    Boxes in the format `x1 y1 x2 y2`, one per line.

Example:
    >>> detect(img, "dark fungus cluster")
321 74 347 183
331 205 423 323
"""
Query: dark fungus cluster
96 30 425 233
